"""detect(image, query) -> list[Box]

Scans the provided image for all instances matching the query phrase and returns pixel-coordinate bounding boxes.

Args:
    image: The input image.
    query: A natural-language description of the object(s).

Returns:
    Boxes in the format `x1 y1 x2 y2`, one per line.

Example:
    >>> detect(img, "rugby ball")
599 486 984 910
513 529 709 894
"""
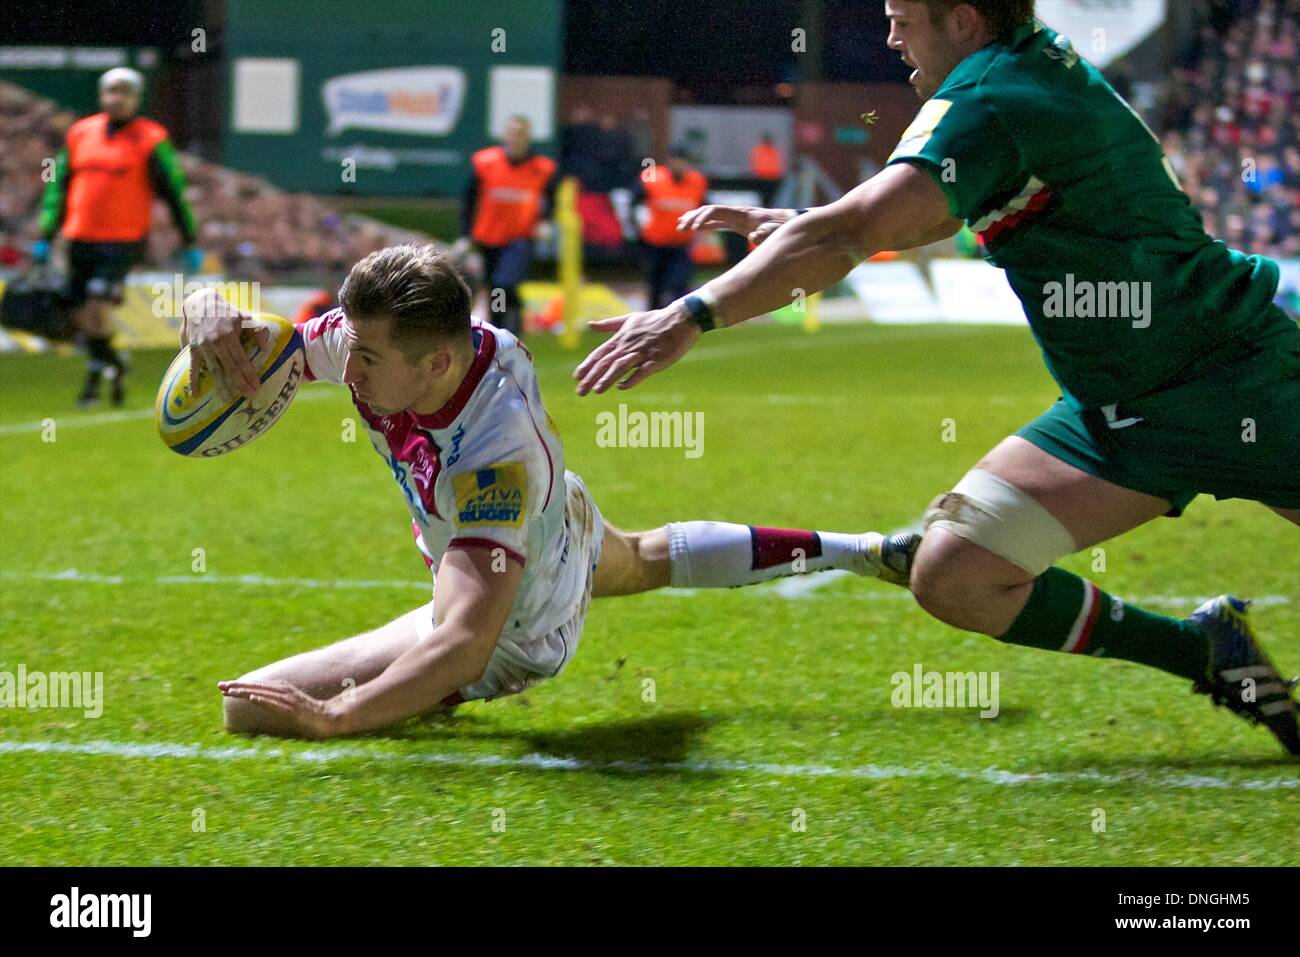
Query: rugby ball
155 313 305 457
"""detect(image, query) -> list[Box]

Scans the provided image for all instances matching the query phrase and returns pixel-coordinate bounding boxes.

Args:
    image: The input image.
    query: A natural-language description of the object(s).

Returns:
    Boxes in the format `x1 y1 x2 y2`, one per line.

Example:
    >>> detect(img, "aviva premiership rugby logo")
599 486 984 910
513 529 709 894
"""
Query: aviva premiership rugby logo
453 462 526 529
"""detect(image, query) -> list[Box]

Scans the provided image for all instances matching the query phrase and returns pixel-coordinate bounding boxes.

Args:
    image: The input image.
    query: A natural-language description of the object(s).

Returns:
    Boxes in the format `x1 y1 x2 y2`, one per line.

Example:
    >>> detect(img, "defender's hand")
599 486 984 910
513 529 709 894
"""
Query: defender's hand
677 205 797 245
180 287 266 399
574 304 701 395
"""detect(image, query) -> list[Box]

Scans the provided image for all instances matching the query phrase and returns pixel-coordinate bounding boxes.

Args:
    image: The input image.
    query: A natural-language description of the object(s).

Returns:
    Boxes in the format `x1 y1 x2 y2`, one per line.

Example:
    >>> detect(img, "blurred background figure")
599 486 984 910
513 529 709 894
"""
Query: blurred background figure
36 67 202 406
456 115 557 337
626 144 709 311
293 286 339 325
749 132 786 207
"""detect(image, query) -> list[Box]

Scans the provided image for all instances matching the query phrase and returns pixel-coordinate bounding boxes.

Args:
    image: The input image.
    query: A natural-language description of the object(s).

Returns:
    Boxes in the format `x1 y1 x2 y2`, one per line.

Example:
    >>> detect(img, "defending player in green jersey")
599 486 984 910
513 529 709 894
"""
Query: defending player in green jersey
883 14 1298 514
573 0 1300 756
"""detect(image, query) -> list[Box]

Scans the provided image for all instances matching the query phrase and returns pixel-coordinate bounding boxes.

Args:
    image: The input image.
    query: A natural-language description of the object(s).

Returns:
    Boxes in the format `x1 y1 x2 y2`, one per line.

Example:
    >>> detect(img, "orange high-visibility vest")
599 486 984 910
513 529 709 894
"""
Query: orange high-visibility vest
750 142 784 180
640 166 708 247
470 146 556 247
62 114 169 242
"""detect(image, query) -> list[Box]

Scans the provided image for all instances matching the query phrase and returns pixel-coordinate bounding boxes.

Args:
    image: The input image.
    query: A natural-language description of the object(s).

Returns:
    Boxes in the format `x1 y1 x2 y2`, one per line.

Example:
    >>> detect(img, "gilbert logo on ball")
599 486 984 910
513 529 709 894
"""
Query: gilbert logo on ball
155 314 305 457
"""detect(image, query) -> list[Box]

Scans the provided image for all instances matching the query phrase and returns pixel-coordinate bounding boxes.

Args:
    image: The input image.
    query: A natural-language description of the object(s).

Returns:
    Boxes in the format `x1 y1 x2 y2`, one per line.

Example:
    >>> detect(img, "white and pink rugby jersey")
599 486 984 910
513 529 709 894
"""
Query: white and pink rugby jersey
295 308 589 644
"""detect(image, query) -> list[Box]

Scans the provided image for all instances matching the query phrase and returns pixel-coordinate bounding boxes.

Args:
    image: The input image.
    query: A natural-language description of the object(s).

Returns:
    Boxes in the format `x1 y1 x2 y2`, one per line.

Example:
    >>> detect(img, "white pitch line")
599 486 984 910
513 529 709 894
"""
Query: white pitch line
2 568 1293 608
768 569 853 598
0 739 1294 792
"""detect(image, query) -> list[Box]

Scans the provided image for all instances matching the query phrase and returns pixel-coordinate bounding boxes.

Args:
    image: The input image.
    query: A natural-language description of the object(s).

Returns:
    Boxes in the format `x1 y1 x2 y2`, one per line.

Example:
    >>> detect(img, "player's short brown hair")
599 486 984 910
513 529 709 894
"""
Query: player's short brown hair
339 244 472 359
919 0 1035 41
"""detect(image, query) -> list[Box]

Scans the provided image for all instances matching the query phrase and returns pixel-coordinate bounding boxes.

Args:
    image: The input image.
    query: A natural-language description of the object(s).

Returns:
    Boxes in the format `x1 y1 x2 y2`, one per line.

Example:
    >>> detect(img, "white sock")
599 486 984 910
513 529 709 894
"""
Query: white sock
665 521 871 588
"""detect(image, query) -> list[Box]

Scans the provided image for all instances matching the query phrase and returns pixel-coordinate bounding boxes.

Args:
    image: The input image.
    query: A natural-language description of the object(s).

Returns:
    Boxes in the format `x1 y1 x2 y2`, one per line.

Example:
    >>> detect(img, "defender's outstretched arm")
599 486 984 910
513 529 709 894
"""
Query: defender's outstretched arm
574 162 954 395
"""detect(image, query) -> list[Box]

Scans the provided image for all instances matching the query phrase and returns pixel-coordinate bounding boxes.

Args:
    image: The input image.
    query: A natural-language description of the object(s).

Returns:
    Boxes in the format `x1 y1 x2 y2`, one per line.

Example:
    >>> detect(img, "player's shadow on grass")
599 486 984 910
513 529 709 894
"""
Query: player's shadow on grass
392 711 715 771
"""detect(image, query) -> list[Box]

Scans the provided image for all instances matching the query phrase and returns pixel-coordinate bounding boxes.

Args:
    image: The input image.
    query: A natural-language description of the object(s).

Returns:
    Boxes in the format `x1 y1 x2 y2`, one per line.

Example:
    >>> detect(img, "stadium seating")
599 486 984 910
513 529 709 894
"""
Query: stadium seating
1156 0 1300 260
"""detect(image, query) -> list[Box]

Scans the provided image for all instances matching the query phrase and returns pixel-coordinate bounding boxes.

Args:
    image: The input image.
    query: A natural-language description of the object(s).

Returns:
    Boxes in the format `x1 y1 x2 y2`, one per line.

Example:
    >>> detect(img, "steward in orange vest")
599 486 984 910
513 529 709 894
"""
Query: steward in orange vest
749 135 785 181
459 116 557 338
36 67 200 408
749 133 785 206
630 145 709 310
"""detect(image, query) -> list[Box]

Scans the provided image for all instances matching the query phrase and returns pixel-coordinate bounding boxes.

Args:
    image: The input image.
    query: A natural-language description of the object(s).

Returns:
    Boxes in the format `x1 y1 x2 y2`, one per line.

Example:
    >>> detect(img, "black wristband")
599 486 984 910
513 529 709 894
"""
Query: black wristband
680 294 717 333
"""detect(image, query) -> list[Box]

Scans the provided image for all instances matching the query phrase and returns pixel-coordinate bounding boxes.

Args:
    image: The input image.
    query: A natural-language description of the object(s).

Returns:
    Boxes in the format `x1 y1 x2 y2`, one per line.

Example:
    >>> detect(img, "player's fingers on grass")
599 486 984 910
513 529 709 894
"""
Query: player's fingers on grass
222 681 297 708
248 693 293 714
226 679 293 695
216 680 264 698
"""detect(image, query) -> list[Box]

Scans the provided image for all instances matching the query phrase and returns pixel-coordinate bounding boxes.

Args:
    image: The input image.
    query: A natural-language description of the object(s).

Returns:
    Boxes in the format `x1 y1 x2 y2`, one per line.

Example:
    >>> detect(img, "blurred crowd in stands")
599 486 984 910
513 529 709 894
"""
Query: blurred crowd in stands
1157 0 1300 259
0 81 426 281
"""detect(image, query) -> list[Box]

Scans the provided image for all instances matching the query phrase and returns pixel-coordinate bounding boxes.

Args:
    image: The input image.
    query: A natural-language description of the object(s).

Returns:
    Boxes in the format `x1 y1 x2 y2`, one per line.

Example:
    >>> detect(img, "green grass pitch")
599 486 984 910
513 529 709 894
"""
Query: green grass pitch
1 321 1296 865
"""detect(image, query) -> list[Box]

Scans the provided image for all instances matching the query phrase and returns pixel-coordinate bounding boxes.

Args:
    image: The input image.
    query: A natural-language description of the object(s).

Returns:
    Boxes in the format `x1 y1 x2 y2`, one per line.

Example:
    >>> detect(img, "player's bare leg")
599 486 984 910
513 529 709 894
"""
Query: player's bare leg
592 524 671 597
222 604 430 735
908 435 1299 754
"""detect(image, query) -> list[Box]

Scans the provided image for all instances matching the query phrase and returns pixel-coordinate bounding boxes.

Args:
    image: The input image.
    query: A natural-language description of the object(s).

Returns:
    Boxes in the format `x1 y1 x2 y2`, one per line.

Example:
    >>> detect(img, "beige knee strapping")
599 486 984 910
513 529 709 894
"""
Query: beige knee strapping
923 469 1077 575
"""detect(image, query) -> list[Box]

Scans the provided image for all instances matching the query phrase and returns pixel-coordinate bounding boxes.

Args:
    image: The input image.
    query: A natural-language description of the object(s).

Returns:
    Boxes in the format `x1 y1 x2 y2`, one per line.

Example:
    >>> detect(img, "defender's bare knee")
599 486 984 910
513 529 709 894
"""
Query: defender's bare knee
911 529 1034 635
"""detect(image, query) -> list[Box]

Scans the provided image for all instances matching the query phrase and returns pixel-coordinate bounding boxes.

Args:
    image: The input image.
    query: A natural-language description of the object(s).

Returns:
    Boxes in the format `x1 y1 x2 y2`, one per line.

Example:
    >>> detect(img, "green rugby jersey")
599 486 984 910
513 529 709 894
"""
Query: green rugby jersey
886 20 1283 408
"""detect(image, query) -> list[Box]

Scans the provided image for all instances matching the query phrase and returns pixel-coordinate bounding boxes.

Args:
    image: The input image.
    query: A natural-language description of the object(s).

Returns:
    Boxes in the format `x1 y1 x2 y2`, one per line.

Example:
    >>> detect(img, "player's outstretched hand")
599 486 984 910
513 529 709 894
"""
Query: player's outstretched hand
180 287 268 399
218 679 339 740
574 306 701 395
678 205 797 245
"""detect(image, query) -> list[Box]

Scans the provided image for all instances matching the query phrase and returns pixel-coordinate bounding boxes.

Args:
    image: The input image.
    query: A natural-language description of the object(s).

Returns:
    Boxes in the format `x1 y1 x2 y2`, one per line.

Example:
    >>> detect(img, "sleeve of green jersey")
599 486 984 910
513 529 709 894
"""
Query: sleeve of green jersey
885 81 1021 223
37 149 71 239
148 139 198 245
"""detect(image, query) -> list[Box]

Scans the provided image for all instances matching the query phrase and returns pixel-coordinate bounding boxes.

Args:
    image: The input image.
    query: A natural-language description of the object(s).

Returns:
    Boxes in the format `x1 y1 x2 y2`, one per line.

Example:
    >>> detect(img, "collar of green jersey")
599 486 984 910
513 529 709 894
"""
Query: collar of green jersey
1011 19 1046 45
